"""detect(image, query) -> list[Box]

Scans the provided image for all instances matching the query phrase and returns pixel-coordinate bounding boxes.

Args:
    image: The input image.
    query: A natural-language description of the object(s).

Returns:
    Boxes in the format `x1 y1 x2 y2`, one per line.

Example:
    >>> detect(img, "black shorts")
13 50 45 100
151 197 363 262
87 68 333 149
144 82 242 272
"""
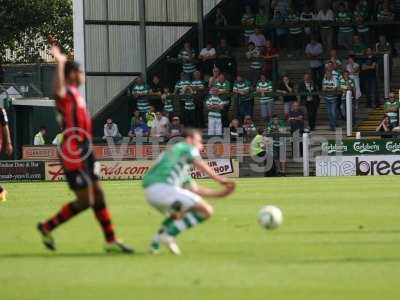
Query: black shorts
64 152 99 191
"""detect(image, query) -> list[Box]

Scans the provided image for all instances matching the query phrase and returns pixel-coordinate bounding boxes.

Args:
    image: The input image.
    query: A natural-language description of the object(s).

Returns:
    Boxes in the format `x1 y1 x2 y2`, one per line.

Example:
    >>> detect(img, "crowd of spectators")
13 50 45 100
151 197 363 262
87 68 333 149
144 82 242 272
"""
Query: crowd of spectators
100 0 399 144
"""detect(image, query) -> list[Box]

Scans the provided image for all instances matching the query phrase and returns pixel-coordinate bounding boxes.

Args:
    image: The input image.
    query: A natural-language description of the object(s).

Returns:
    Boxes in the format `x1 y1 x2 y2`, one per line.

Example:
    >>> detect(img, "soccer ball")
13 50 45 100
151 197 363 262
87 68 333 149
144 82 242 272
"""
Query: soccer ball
258 206 283 229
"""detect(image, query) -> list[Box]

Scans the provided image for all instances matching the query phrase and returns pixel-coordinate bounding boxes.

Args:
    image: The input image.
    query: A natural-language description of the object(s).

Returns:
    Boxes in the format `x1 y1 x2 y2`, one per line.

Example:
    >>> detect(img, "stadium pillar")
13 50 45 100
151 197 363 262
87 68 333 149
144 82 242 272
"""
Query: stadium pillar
302 133 310 177
345 90 352 137
139 0 147 78
73 0 86 100
197 0 204 50
384 53 390 99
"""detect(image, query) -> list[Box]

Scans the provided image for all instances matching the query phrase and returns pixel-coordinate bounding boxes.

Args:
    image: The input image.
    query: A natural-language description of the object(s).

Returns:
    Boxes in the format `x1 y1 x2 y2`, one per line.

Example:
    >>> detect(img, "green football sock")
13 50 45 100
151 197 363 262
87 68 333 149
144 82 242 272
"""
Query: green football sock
164 211 206 237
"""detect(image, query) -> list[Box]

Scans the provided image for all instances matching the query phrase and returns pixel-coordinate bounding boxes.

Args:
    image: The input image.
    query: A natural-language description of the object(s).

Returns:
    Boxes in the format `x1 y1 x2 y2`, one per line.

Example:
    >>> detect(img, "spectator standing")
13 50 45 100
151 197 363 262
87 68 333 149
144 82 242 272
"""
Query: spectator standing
191 71 207 128
255 6 268 27
339 70 356 123
345 55 362 100
272 10 288 50
178 42 197 78
361 48 379 108
277 75 296 117
326 49 343 70
233 75 252 121
33 126 47 145
216 38 236 77
174 72 192 121
241 6 256 44
214 73 231 128
131 76 150 120
377 4 394 21
199 42 217 76
182 85 196 127
271 0 290 17
208 67 221 88
300 5 315 39
322 70 339 131
336 3 354 51
249 28 267 51
375 35 392 78
146 105 157 129
149 74 163 110
161 87 175 118
256 74 274 122
214 8 228 26
103 118 122 143
229 119 243 142
267 115 287 176
288 101 305 134
351 35 367 58
354 2 370 45
206 88 224 136
262 40 280 83
316 6 334 52
168 116 184 139
246 42 263 85
287 7 303 57
305 37 324 88
384 92 400 128
298 73 320 131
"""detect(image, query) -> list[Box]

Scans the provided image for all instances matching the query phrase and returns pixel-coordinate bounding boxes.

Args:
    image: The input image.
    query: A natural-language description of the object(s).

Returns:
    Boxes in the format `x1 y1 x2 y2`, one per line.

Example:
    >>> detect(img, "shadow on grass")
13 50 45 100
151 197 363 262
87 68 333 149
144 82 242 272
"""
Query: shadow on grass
0 251 150 259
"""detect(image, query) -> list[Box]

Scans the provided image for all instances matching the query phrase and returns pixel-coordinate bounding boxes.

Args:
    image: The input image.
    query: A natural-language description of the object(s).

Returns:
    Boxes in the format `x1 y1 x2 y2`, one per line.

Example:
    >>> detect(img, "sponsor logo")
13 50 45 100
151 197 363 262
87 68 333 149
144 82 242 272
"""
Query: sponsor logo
356 157 400 176
321 142 348 154
353 142 380 154
385 141 400 153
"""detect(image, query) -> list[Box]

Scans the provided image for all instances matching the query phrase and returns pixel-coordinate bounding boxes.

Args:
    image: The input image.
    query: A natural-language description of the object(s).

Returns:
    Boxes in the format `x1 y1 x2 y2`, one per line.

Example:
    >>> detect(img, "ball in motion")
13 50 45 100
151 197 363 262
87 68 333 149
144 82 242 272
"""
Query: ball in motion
258 206 283 229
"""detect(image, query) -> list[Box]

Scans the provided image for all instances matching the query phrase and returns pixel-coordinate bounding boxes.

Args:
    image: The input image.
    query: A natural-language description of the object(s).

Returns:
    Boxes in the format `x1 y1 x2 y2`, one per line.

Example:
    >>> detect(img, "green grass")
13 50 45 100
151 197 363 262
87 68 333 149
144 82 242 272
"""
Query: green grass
1 177 400 300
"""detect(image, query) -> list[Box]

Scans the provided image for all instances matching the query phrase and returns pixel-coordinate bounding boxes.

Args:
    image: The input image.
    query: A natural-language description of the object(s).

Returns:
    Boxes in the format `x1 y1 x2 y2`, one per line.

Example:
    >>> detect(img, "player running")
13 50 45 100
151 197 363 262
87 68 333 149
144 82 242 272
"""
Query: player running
0 107 13 202
37 45 133 253
143 129 236 255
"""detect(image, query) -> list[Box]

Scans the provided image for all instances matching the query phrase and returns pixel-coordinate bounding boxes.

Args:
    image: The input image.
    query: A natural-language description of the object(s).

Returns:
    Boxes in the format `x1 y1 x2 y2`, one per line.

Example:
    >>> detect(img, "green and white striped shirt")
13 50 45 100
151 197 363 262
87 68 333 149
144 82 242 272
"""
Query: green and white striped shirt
287 14 302 35
214 80 231 105
132 84 150 112
175 80 192 99
233 81 251 102
256 80 274 103
206 95 223 119
242 14 255 37
336 12 353 33
163 95 174 113
322 77 339 100
178 49 197 74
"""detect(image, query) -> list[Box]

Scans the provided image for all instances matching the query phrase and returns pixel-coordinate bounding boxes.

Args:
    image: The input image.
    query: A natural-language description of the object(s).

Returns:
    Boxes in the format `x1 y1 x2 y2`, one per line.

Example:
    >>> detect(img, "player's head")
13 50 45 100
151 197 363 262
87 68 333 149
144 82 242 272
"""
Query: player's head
183 128 203 151
64 61 85 86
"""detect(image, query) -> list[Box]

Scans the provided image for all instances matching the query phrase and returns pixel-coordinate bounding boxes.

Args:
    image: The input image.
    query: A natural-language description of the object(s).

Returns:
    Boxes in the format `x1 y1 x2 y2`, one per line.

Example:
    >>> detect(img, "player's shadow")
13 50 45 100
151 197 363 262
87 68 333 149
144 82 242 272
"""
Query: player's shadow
0 252 149 259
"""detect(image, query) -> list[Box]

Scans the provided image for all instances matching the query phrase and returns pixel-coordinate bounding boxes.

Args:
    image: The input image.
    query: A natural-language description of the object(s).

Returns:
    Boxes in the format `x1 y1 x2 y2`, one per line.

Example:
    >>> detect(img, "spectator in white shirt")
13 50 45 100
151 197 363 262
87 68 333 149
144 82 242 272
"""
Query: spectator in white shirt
316 7 334 51
249 28 267 51
151 111 170 139
199 42 217 76
103 118 122 143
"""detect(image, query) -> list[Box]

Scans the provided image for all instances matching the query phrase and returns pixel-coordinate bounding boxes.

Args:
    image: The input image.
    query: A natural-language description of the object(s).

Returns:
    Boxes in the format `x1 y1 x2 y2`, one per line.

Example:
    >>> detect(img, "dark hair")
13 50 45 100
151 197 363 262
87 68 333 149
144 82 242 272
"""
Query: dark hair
40 126 47 131
64 61 81 78
257 127 264 135
183 128 202 138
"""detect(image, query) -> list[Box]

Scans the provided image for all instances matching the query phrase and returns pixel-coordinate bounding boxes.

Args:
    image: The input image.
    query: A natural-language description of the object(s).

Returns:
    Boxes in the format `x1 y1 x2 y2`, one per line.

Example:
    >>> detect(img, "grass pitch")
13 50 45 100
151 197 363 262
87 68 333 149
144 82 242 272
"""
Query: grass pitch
1 177 400 300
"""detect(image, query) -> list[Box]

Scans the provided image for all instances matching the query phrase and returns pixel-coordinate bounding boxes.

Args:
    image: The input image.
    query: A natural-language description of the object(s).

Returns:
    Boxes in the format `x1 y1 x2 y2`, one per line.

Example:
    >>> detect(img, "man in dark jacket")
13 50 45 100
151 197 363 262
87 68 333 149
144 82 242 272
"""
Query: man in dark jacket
297 73 320 131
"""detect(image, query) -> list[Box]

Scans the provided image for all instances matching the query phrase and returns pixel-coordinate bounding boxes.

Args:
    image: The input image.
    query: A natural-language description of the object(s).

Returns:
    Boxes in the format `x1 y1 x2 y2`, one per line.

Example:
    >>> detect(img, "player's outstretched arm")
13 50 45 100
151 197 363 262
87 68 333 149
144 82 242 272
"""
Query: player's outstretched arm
186 181 235 199
50 45 67 99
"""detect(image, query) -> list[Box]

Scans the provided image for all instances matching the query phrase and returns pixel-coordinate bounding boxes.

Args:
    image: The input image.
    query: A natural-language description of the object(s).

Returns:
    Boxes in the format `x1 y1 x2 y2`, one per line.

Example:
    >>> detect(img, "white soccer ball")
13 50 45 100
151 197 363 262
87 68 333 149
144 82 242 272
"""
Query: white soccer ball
258 206 283 229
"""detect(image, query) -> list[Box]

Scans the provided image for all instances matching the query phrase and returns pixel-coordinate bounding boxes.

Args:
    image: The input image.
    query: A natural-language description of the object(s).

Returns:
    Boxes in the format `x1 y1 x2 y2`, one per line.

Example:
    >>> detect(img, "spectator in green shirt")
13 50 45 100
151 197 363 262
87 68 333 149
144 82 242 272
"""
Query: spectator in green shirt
233 75 252 121
384 92 400 128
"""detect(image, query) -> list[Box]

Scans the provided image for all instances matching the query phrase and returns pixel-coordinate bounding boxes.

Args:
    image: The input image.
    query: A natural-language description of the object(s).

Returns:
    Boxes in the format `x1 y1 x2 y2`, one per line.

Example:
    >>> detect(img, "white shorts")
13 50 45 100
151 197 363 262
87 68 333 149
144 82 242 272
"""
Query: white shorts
144 183 201 214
